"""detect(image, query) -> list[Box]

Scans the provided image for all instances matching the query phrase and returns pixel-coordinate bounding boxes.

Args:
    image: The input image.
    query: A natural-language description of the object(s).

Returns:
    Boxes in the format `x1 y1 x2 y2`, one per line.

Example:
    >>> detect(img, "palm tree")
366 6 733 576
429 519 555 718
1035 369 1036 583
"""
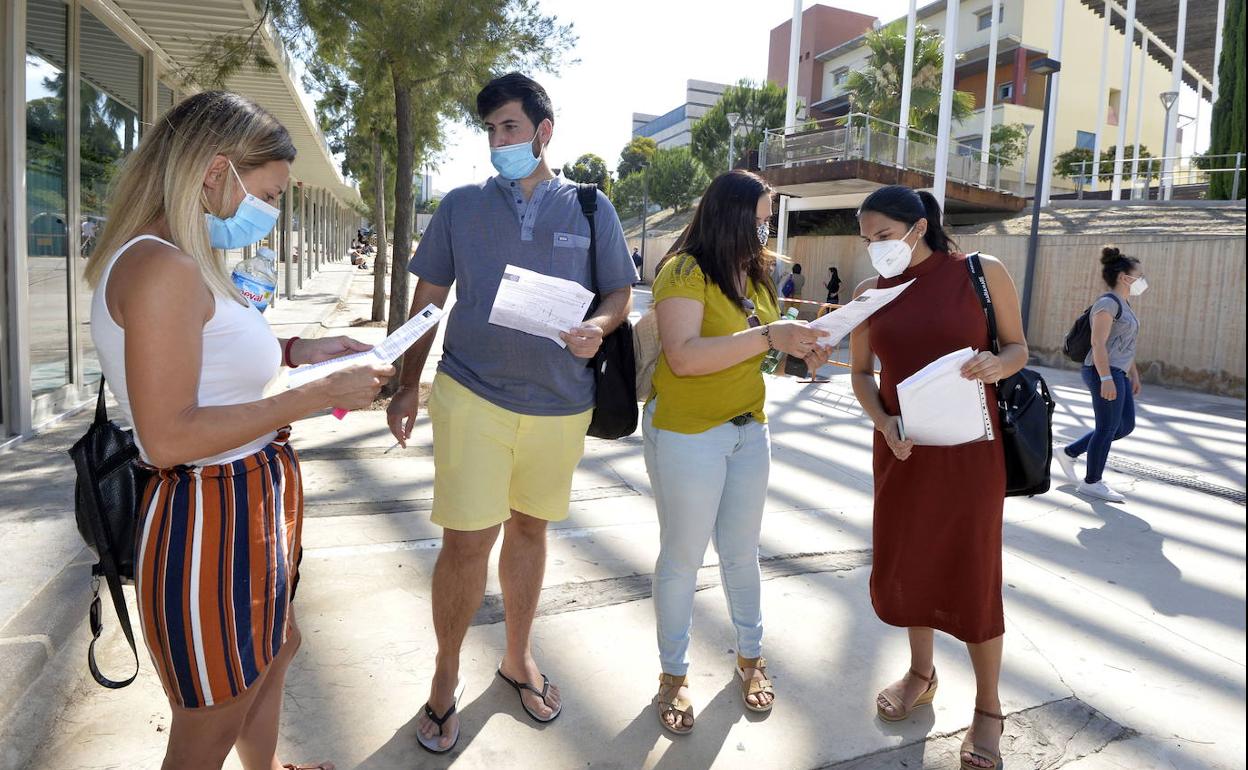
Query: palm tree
843 22 975 135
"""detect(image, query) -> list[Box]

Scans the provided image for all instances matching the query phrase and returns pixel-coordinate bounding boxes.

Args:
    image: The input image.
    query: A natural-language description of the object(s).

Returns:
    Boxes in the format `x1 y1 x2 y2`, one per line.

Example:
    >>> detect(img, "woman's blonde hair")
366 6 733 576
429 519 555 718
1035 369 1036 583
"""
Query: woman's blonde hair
86 91 296 302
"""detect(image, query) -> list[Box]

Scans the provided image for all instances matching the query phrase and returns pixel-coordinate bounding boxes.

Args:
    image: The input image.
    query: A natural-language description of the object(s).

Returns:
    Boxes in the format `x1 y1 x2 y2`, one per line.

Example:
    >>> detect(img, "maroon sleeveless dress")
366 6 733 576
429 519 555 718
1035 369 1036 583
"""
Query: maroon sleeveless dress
867 250 1006 643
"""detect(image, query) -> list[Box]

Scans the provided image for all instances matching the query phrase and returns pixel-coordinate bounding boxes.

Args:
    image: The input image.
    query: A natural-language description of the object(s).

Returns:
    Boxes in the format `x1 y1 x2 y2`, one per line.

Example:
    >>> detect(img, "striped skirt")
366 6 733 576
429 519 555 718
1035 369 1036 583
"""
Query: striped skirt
135 432 303 709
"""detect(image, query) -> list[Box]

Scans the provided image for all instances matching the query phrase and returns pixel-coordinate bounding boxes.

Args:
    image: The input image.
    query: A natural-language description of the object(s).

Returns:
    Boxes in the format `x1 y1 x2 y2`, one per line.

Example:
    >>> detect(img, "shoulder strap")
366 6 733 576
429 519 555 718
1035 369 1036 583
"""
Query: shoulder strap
576 183 599 295
964 252 1002 356
1101 292 1123 319
94 378 109 425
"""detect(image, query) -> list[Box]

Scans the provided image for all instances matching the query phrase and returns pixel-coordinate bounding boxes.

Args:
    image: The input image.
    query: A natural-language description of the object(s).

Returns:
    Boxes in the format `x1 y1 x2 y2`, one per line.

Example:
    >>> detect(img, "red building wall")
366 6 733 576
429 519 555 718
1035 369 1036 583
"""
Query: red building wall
767 4 878 113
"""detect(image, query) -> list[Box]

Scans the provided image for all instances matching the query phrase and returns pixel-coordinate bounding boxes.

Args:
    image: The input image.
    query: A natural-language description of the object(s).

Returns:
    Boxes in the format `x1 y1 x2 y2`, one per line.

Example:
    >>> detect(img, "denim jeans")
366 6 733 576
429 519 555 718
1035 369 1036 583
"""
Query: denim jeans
643 400 770 677
1065 366 1135 483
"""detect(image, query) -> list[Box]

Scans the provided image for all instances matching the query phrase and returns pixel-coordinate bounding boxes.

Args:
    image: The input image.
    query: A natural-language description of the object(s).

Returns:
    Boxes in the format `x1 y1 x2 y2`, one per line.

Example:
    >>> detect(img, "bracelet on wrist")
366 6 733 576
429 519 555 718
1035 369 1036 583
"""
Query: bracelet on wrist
760 324 776 352
283 336 301 368
1099 374 1113 382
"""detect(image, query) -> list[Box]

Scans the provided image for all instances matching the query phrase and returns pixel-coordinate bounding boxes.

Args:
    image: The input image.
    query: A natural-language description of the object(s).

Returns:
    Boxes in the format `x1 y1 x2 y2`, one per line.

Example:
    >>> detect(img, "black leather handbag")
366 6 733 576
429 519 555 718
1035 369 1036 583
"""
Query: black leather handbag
966 253 1055 497
68 380 150 687
576 184 639 439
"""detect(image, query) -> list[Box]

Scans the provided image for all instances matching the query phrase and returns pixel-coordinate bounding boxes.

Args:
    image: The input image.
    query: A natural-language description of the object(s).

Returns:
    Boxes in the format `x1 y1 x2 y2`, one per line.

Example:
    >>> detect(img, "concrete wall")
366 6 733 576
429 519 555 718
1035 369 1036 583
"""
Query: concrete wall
779 233 1247 396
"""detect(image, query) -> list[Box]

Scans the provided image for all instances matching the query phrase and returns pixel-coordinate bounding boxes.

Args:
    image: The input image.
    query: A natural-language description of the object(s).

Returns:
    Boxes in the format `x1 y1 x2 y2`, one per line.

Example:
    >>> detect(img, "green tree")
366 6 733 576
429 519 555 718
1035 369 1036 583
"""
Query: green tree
1209 0 1245 198
690 79 788 175
617 136 657 178
648 147 709 212
561 153 611 193
610 171 645 220
416 197 440 215
1054 145 1155 181
842 21 975 134
989 123 1028 165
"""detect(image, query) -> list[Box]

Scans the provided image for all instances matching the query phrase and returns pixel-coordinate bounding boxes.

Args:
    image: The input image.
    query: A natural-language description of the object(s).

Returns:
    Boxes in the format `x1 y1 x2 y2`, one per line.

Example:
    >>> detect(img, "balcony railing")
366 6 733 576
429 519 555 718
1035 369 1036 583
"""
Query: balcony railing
761 113 1028 197
1072 153 1246 200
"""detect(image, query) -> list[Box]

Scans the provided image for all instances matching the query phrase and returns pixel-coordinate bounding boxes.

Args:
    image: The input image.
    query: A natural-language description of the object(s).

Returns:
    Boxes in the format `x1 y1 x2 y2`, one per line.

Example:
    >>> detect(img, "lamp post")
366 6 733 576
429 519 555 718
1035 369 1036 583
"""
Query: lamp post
1158 91 1179 199
1021 57 1061 337
727 112 741 173
640 161 650 277
1020 123 1035 195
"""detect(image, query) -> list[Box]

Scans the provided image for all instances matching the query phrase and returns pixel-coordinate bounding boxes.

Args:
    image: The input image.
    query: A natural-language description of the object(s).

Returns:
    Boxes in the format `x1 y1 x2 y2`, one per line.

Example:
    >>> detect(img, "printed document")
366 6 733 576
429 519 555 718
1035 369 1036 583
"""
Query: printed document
895 347 995 446
286 304 444 389
807 279 915 347
488 264 595 348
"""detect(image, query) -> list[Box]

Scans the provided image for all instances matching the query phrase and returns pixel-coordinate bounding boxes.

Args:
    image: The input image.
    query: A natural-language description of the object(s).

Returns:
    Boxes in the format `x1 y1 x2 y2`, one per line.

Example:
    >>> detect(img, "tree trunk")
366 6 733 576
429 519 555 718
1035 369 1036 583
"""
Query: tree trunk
383 77 416 395
370 135 389 322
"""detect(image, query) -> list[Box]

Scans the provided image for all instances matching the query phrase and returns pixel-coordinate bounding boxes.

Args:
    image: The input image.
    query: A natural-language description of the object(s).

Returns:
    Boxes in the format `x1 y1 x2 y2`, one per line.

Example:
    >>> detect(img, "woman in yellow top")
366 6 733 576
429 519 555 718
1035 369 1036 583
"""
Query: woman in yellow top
645 170 827 734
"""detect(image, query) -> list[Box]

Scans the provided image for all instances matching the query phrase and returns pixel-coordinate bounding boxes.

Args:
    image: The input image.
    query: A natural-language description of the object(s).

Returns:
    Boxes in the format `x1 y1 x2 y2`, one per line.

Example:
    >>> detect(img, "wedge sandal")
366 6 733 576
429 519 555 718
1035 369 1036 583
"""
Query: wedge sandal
876 666 938 722
655 672 695 735
960 708 1006 770
736 655 775 713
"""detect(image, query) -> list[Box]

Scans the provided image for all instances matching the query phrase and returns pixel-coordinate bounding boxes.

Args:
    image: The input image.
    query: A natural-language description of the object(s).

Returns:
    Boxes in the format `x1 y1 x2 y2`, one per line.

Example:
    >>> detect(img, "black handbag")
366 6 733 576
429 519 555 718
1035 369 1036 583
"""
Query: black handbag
68 380 150 687
576 184 639 439
965 253 1055 497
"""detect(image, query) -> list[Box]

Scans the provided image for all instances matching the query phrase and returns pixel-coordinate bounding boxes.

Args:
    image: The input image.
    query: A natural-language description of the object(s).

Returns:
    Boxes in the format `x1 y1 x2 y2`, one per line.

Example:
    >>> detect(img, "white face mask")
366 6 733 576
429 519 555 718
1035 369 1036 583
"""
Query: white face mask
867 224 918 278
1128 276 1148 296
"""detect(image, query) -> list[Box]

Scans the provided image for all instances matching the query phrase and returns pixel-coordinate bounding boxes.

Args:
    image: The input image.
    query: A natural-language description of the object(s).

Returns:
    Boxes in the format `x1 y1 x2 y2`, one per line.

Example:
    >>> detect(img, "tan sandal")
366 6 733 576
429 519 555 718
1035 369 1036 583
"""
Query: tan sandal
736 655 775 713
876 666 938 722
655 673 694 735
960 708 1006 769
283 763 335 770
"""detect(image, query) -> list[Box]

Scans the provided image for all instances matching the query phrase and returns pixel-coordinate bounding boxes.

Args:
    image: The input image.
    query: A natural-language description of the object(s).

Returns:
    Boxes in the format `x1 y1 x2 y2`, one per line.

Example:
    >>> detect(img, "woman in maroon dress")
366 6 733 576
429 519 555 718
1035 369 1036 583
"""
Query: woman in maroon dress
848 186 1029 770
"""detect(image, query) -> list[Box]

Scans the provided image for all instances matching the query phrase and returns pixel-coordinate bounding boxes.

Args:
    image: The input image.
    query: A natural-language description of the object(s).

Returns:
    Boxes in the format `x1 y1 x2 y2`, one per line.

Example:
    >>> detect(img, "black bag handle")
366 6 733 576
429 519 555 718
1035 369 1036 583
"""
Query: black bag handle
964 252 1002 357
78 379 139 688
576 183 602 314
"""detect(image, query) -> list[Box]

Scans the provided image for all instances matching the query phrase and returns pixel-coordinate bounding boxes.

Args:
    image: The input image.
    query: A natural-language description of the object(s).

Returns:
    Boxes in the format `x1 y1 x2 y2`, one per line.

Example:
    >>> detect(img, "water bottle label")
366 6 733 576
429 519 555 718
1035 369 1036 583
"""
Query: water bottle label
232 272 274 313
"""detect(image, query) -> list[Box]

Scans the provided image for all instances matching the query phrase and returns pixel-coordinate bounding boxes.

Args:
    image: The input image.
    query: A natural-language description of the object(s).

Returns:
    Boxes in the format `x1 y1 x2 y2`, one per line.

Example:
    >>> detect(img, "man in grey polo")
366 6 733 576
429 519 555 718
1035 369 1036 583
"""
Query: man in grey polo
387 73 634 753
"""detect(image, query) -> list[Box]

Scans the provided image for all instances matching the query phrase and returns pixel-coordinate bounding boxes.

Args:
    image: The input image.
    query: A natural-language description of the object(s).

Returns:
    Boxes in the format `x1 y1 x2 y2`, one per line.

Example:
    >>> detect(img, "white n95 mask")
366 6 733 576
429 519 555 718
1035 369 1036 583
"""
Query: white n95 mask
866 224 918 278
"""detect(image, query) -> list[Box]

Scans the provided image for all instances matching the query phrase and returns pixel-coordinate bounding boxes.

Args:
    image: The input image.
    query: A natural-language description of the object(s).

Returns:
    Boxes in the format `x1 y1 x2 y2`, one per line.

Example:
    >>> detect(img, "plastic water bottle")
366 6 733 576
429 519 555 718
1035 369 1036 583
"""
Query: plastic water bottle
232 247 277 312
761 307 801 374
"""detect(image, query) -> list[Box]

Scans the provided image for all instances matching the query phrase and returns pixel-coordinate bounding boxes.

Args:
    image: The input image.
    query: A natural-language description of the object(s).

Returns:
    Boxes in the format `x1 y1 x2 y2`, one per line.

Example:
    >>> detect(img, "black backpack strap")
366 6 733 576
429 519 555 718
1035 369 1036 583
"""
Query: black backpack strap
965 252 1002 356
576 183 601 315
1101 292 1123 320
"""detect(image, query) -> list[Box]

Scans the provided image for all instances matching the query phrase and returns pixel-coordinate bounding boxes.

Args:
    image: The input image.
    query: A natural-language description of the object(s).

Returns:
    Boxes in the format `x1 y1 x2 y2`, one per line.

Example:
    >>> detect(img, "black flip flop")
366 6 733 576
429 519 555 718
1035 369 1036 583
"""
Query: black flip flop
417 680 465 754
496 668 562 723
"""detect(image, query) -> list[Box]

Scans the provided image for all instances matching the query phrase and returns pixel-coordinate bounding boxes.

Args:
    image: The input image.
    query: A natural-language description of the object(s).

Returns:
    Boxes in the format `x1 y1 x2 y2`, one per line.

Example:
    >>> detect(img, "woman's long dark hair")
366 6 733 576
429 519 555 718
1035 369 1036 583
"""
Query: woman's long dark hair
857 185 957 254
681 170 777 305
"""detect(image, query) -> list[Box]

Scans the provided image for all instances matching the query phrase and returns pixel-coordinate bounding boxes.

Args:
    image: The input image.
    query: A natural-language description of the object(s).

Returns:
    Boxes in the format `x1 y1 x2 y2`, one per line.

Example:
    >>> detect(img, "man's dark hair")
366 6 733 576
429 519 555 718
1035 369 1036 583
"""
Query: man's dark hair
792 264 802 274
476 73 554 128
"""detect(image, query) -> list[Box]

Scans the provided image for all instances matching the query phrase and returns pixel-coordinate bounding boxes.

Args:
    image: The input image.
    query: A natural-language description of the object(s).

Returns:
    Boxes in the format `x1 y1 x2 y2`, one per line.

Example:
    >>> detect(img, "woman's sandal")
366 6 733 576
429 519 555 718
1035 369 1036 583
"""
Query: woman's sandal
282 764 334 770
735 655 775 713
876 666 938 722
417 680 466 755
960 708 1006 770
655 673 695 735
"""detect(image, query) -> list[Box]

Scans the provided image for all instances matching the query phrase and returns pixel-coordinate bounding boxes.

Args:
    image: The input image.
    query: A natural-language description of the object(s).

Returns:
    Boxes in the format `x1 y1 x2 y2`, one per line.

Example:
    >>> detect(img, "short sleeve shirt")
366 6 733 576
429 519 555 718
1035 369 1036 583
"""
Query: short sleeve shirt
649 254 780 434
1084 293 1139 371
408 175 636 415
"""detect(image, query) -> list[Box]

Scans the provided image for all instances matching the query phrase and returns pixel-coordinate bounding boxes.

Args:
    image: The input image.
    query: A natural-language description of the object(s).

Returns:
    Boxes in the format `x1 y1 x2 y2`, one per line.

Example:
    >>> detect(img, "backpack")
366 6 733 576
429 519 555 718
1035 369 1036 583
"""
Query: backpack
1062 294 1122 363
782 275 795 297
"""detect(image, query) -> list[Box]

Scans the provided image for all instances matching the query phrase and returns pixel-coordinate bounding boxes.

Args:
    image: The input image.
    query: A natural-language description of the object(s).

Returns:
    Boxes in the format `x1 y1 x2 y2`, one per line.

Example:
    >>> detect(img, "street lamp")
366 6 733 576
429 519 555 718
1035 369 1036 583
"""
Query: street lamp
1019 123 1035 195
640 160 651 276
1021 57 1061 337
727 112 741 173
1159 90 1179 199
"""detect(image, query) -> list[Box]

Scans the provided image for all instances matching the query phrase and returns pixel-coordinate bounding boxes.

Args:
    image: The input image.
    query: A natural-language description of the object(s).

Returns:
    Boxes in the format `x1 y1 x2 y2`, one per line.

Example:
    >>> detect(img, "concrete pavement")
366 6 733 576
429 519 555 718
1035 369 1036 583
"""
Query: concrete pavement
4 265 1245 769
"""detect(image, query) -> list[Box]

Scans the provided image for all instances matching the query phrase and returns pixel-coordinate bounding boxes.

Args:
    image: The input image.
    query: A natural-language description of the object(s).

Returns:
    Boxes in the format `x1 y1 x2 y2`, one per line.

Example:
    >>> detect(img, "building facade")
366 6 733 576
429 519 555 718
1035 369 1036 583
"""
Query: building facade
766 3 878 122
631 79 730 149
2 0 360 442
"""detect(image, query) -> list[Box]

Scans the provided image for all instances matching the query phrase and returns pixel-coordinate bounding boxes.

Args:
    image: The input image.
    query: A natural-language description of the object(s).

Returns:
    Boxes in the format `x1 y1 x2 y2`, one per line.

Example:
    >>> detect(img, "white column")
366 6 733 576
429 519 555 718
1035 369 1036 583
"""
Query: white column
1194 84 1203 154
896 0 918 166
1091 0 1112 192
777 195 791 261
1163 0 1188 200
1111 0 1137 200
932 0 960 210
978 0 1001 187
784 0 803 132
1212 0 1226 103
1040 0 1066 206
1129 35 1147 198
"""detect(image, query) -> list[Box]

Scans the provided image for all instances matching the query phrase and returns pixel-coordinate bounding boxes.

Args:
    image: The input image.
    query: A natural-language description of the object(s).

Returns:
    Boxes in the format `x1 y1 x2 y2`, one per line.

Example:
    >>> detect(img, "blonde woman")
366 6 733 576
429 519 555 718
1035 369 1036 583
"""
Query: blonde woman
86 91 389 770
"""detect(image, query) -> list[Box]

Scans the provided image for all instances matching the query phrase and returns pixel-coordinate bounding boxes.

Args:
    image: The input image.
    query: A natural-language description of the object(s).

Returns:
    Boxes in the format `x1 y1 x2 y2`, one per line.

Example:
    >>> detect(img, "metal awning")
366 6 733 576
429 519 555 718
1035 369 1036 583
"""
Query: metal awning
1078 0 1221 92
100 0 359 205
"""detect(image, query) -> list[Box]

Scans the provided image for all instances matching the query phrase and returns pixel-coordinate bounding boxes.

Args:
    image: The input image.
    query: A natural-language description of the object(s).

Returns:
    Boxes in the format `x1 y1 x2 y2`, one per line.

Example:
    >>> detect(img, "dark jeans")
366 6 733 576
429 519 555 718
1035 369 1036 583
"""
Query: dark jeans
1065 366 1135 483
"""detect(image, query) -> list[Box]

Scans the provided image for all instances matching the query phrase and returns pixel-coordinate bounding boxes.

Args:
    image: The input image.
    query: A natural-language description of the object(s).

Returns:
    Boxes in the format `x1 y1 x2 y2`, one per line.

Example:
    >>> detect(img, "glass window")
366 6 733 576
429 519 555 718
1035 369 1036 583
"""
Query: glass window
997 82 1014 102
26 0 71 397
1108 89 1121 126
833 68 849 87
78 6 144 387
157 81 174 119
976 6 1003 30
1076 130 1096 150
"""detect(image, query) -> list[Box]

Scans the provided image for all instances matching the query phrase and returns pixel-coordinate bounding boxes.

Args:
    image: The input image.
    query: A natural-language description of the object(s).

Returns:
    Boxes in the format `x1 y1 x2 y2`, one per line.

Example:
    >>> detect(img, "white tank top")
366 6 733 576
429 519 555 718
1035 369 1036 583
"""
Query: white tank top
92 235 281 466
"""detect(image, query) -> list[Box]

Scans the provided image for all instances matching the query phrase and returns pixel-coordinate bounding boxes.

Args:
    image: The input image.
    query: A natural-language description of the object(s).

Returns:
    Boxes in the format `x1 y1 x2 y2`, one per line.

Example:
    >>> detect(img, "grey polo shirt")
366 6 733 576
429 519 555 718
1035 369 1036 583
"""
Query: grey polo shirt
409 174 636 416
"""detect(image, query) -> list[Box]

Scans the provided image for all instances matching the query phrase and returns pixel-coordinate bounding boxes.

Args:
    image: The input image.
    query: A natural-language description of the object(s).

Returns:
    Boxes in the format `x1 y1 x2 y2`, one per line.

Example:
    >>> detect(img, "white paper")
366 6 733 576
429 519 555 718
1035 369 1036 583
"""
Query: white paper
807 279 915 347
285 304 444 389
895 347 995 446
488 264 595 348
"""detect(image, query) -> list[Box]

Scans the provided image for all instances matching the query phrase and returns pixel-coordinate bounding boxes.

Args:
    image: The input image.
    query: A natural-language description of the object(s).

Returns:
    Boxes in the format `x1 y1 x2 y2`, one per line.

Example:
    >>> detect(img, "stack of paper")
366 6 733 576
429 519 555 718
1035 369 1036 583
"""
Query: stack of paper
807 279 914 347
895 347 994 446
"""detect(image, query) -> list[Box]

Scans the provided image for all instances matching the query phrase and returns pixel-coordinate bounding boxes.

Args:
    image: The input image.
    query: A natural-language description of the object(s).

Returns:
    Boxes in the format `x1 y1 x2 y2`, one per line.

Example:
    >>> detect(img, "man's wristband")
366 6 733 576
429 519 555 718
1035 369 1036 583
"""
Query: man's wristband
283 337 300 368
1099 374 1113 382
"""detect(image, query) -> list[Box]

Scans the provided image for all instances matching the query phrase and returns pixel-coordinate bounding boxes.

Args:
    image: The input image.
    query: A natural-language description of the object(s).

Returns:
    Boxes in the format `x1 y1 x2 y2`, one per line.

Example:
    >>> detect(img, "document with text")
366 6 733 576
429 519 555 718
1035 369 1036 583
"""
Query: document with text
285 304 444 389
488 264 595 348
895 346 995 446
807 279 915 347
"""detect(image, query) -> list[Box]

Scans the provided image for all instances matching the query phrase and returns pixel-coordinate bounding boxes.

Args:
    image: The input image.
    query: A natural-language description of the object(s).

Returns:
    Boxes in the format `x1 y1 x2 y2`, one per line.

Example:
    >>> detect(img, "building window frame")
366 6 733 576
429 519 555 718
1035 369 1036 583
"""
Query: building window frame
976 5 1004 31
832 67 850 88
997 81 1014 102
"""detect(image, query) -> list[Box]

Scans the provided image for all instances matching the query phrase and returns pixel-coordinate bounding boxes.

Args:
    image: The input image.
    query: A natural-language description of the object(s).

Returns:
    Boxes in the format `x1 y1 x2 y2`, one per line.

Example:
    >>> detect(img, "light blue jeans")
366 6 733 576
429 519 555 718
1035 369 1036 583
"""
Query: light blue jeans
643 400 771 677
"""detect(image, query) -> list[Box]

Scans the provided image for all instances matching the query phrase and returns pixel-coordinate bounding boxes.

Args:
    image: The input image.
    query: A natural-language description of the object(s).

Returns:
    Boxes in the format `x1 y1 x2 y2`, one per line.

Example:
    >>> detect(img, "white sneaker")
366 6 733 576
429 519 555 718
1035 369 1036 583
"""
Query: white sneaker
1078 480 1126 503
1054 447 1079 484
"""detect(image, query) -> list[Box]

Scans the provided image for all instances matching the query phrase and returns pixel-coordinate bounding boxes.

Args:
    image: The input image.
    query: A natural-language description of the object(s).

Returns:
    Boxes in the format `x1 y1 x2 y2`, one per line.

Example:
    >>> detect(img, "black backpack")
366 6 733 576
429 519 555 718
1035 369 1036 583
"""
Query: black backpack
576 184 639 439
1062 294 1122 363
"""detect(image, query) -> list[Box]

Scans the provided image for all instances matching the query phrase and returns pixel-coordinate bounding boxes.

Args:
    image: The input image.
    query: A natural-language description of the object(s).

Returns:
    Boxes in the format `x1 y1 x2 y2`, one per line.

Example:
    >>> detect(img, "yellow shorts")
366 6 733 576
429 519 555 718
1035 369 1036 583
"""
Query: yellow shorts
427 373 593 531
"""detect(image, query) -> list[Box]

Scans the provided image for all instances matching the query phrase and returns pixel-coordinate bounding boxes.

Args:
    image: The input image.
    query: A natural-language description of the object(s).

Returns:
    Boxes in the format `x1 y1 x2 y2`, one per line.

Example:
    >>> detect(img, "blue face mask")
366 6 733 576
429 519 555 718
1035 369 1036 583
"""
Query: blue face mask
205 161 280 249
490 128 544 180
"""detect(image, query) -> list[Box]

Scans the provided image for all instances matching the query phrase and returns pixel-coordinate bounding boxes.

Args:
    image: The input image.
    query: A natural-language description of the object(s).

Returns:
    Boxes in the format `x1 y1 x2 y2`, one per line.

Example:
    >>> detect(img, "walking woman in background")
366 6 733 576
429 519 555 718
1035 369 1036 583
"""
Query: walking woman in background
849 185 1029 770
645 170 826 735
825 266 842 305
1055 246 1145 502
86 91 390 770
